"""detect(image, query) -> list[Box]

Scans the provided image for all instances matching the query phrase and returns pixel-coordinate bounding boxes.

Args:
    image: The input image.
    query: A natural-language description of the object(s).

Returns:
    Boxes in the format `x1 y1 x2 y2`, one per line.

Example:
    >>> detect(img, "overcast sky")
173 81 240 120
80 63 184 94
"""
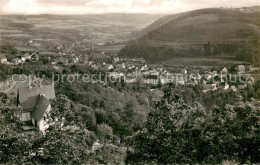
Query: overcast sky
1 0 259 15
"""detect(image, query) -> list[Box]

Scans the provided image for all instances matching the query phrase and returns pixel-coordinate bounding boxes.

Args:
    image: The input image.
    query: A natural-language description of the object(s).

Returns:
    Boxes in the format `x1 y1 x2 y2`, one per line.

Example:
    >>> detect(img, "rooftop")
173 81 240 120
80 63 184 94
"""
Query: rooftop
18 84 55 111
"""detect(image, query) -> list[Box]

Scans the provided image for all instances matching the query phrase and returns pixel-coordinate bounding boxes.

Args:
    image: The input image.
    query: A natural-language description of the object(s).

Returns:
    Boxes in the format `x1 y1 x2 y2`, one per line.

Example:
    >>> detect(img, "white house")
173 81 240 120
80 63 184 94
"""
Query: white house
221 67 228 74
20 56 26 62
31 53 39 62
24 53 32 60
141 65 148 71
230 86 237 92
237 65 245 73
224 83 230 90
92 140 102 152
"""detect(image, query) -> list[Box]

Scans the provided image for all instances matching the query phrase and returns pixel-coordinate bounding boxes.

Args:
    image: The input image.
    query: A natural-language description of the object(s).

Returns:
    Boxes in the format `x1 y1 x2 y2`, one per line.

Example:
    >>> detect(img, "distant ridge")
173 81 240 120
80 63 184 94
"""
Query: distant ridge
119 7 260 63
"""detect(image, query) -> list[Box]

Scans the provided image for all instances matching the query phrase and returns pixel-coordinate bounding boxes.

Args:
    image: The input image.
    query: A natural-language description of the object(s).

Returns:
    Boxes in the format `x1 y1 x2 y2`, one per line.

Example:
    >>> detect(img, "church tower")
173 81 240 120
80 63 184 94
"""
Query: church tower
89 44 94 61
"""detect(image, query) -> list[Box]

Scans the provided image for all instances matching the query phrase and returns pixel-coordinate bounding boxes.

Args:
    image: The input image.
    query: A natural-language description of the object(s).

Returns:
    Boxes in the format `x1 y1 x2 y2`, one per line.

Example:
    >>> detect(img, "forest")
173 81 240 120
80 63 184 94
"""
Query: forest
1 78 259 163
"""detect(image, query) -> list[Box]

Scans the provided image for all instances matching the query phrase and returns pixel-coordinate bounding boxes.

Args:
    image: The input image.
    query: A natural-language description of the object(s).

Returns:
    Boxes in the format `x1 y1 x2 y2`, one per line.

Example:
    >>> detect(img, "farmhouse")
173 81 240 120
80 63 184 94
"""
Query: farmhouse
17 84 56 133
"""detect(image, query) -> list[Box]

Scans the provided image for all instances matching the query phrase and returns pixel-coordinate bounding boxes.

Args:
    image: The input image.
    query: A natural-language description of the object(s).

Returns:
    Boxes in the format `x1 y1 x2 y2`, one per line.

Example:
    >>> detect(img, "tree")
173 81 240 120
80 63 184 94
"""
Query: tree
97 123 113 144
87 145 126 164
127 84 260 164
0 93 34 163
33 95 94 164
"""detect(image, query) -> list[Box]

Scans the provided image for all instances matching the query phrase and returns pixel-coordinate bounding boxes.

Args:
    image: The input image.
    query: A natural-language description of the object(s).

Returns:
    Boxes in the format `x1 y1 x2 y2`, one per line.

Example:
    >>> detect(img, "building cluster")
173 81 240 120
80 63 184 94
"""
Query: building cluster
85 57 259 94
0 52 39 65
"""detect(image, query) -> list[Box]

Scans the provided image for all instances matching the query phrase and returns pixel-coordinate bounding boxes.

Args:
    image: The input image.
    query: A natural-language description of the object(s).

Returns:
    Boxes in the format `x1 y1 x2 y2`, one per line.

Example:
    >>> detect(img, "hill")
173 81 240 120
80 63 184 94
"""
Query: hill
119 7 260 64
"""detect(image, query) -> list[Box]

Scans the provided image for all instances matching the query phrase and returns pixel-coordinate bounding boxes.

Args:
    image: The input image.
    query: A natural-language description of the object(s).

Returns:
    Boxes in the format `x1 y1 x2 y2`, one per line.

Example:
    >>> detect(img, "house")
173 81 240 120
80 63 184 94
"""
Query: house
143 75 159 85
18 84 56 133
92 140 102 151
221 67 228 74
249 65 259 72
31 53 39 62
247 77 255 84
230 86 237 92
112 57 120 65
160 71 172 85
105 64 114 71
143 70 159 85
124 73 137 84
31 95 51 132
237 65 245 73
141 65 148 71
24 53 32 60
180 69 187 75
72 56 80 64
205 74 212 81
20 56 26 62
116 63 126 71
175 76 185 85
0 54 8 64
224 83 229 90
13 58 22 64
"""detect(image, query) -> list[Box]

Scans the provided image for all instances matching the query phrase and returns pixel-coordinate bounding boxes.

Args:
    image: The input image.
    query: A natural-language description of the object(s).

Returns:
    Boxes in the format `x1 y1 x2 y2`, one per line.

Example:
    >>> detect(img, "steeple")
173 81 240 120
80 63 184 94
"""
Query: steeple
89 43 94 61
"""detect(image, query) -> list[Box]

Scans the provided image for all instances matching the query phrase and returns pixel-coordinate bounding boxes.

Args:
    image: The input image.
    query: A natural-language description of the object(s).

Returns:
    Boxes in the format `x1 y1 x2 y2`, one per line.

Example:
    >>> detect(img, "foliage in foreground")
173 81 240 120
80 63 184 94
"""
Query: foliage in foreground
127 84 260 164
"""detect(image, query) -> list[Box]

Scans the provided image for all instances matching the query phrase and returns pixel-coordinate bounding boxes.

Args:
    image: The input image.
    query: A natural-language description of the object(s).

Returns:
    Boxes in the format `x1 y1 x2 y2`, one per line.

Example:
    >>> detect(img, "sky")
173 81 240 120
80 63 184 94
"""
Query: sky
1 0 259 15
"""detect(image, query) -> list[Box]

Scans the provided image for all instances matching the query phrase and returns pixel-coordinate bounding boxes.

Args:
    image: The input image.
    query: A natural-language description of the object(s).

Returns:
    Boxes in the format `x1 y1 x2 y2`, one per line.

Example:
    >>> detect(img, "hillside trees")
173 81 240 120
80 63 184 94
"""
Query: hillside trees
126 83 260 164
0 93 36 163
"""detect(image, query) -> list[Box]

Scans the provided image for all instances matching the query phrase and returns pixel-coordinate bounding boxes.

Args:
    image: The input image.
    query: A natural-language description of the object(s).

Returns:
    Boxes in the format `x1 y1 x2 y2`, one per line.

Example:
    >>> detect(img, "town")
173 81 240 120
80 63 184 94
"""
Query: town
1 4 260 164
0 42 259 134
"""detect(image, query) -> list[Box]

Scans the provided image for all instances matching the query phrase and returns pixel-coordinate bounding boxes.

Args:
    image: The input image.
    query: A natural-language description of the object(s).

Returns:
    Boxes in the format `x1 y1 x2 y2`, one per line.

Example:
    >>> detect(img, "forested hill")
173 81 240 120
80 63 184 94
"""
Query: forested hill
119 7 260 63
